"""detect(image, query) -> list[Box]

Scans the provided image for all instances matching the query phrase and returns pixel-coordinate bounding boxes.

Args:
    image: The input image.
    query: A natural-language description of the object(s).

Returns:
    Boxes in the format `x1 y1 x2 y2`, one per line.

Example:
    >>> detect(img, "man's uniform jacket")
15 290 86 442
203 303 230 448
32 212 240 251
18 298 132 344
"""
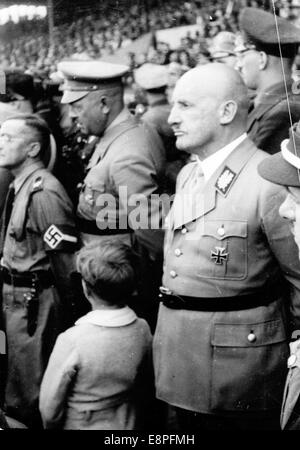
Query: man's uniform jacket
153 137 300 416
247 80 300 154
1 162 79 427
77 109 166 329
77 108 166 258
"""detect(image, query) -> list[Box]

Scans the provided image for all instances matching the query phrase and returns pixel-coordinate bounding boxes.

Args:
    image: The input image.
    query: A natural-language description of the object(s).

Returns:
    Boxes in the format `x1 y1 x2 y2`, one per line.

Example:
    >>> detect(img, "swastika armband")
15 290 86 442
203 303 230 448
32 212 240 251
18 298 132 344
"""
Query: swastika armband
43 224 78 251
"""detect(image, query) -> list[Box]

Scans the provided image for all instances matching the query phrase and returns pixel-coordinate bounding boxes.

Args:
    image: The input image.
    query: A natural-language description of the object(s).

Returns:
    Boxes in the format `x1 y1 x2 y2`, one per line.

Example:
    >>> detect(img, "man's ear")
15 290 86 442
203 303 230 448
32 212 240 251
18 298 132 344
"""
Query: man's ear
100 95 110 115
258 51 268 70
219 100 238 125
82 279 90 298
28 142 41 158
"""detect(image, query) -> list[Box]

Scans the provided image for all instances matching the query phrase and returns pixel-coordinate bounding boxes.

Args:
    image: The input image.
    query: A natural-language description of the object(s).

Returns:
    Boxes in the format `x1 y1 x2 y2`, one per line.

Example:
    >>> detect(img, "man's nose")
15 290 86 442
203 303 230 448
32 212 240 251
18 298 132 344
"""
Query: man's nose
279 196 295 220
234 57 242 72
68 106 78 119
168 106 179 126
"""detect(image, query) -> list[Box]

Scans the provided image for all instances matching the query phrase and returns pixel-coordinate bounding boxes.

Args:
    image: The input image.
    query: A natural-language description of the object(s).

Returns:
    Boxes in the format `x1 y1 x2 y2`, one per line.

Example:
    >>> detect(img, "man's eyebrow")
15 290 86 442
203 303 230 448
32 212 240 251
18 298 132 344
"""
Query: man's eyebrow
288 188 300 202
177 98 193 106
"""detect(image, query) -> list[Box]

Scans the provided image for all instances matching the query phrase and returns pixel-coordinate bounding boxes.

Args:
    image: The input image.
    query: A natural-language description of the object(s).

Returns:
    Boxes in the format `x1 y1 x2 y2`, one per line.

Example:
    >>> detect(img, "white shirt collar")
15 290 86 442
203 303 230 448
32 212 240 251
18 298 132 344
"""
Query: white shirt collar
197 133 247 182
75 306 137 328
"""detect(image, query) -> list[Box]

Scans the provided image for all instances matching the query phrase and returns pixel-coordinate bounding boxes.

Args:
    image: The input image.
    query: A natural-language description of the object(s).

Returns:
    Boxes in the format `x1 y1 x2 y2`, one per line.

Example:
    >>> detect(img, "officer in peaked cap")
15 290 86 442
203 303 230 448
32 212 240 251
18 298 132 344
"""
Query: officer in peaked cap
236 7 300 154
134 63 188 195
58 60 166 330
258 121 300 430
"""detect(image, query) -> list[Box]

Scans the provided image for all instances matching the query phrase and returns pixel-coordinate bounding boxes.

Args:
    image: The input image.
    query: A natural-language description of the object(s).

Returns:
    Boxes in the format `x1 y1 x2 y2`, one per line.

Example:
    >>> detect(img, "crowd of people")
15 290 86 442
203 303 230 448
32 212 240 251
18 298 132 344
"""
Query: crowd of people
1 0 300 433
0 1 296 77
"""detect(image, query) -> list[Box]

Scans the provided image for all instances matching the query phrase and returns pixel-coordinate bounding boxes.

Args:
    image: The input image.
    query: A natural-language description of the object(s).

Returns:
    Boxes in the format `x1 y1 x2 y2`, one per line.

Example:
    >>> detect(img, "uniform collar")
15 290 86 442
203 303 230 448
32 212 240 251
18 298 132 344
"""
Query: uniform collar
148 98 168 108
75 306 137 328
105 107 132 134
198 133 247 182
13 161 44 195
254 79 292 107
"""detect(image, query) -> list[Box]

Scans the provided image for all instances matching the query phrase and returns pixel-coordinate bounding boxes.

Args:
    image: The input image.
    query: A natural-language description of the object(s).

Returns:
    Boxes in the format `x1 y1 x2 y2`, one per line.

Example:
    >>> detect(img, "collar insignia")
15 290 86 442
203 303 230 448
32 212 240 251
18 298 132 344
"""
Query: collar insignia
215 166 236 197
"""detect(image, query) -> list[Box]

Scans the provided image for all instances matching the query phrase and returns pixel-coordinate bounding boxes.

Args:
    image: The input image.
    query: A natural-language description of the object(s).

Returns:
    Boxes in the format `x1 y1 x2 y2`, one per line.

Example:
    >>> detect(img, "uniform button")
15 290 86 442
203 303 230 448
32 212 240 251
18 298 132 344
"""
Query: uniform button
181 228 187 234
288 354 297 368
174 249 182 257
170 270 177 278
247 332 256 343
217 227 225 237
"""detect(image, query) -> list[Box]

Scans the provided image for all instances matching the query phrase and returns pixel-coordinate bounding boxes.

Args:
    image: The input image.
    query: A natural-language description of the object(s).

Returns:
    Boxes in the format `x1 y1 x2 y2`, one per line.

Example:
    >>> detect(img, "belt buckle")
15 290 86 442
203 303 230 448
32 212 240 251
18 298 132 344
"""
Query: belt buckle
159 287 187 308
159 286 173 297
31 272 39 289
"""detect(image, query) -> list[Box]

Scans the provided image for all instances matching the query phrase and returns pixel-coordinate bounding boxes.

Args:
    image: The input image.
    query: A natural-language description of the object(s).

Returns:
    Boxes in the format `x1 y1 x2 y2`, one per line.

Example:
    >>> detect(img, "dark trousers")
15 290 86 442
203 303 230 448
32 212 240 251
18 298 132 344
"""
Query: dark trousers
176 407 281 431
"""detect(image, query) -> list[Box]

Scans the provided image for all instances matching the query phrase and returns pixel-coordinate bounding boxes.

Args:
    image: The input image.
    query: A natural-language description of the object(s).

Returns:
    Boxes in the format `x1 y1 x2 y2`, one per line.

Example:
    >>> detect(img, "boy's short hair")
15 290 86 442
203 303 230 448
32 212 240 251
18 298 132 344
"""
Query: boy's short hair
76 240 137 304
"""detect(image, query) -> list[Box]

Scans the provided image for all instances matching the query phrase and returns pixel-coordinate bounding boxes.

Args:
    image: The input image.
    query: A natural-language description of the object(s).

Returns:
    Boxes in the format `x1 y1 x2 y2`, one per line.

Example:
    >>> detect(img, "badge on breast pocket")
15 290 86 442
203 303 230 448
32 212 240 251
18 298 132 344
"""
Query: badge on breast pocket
211 246 229 265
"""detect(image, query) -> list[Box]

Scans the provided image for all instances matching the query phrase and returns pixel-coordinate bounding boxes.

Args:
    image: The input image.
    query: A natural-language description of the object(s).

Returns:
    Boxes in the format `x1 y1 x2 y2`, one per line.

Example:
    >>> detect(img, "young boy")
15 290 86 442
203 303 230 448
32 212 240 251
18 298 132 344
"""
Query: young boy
39 240 153 430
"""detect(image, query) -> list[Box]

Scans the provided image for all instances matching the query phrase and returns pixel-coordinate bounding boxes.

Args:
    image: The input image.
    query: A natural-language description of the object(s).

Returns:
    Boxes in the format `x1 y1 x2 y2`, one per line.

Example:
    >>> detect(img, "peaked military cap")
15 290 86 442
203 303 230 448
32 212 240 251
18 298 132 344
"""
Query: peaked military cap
258 123 300 187
238 7 300 58
58 60 129 104
134 63 168 90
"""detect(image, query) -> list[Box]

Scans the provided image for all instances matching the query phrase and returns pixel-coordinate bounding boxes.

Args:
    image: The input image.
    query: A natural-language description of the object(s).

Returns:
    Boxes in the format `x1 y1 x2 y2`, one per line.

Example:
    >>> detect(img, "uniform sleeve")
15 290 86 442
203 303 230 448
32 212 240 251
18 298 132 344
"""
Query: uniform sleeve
31 186 78 253
39 331 79 429
30 186 85 326
260 183 300 332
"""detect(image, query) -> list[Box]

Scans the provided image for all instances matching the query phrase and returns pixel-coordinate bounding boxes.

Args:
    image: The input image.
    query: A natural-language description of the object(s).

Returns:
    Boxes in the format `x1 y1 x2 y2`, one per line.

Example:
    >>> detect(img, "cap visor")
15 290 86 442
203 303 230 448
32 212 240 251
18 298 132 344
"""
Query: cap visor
258 152 300 187
61 90 89 104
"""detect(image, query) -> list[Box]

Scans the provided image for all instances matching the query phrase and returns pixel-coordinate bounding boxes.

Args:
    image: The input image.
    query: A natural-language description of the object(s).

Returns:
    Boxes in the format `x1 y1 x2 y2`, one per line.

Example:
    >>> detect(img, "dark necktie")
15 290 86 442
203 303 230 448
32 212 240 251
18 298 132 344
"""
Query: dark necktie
0 184 15 255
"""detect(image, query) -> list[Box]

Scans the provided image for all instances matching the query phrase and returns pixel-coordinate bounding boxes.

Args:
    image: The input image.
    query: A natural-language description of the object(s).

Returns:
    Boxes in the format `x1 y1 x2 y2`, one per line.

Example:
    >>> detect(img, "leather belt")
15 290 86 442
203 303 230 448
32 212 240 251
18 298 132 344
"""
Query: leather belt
1 266 54 288
77 217 133 236
159 290 279 311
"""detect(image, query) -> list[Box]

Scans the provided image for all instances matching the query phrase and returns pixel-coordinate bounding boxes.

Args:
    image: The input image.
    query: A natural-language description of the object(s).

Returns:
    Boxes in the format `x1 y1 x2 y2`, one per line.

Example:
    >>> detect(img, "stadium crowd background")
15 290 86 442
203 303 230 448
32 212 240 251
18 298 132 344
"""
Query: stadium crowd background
0 0 298 78
0 0 299 203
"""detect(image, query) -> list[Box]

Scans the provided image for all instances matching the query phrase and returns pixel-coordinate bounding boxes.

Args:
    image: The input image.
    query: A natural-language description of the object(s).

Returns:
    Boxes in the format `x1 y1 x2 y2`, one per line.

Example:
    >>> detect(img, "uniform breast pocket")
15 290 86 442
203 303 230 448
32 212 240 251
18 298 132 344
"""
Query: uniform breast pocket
199 219 248 280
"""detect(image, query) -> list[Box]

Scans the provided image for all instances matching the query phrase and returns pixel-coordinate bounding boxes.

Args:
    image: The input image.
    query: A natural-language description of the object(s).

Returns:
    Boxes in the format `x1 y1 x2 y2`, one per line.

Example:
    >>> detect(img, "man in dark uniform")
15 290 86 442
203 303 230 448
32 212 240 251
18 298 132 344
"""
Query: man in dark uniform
134 62 188 195
236 7 300 154
58 60 166 329
153 63 300 430
0 114 79 428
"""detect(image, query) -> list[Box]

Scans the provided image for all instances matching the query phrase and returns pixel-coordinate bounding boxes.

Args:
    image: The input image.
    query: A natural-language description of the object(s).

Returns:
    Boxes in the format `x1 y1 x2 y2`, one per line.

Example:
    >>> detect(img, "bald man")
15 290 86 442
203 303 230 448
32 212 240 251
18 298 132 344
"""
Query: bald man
153 64 300 430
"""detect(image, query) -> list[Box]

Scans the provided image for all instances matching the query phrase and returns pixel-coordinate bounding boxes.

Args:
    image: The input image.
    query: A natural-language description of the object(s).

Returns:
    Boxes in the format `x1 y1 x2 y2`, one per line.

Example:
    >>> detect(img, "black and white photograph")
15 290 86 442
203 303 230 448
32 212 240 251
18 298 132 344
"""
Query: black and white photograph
0 0 299 439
